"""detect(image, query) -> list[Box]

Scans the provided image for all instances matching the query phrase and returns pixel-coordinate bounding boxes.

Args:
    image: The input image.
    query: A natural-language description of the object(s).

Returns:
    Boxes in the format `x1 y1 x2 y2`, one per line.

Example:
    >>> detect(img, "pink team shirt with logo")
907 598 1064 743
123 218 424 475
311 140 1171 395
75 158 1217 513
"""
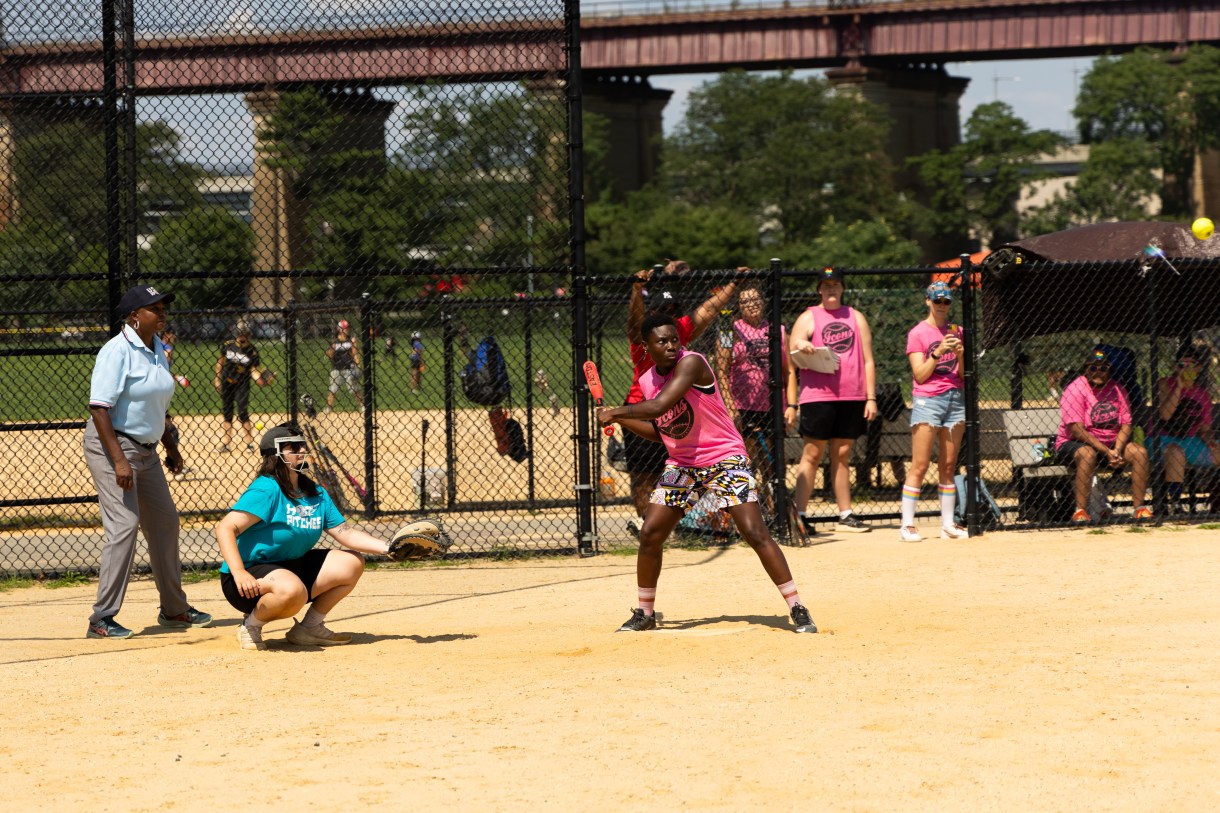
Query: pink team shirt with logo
1154 380 1212 438
729 319 785 412
905 320 963 398
639 350 748 468
1055 376 1131 449
796 305 865 403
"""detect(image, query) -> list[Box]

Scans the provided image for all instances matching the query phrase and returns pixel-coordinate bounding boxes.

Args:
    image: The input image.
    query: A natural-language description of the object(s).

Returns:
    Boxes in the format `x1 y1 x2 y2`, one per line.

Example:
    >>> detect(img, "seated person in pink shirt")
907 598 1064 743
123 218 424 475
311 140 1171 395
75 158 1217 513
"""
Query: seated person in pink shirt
1054 347 1150 523
1150 343 1220 513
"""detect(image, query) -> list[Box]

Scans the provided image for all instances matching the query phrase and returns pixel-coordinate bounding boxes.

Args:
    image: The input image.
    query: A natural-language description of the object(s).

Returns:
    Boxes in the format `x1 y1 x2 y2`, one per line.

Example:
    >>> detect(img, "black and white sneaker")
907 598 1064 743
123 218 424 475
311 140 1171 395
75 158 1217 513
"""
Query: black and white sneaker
835 513 871 533
790 604 817 633
626 520 641 540
617 608 661 632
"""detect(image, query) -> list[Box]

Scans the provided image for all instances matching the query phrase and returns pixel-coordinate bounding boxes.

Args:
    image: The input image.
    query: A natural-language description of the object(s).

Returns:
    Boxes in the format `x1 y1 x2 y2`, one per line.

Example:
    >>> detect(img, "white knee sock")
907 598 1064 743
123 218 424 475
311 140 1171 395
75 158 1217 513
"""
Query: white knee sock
939 483 957 528
901 484 920 527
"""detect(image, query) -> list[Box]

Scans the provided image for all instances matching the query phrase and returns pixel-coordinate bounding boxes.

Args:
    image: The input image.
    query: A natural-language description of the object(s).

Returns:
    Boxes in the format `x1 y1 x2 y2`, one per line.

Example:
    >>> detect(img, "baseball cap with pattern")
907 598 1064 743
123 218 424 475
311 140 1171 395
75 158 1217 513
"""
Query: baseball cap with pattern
818 267 845 286
925 281 954 301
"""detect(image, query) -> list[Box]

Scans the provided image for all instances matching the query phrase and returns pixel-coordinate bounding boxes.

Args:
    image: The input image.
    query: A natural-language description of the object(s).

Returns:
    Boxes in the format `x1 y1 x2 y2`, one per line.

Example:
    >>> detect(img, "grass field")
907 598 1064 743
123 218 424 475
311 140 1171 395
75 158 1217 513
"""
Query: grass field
1 330 640 422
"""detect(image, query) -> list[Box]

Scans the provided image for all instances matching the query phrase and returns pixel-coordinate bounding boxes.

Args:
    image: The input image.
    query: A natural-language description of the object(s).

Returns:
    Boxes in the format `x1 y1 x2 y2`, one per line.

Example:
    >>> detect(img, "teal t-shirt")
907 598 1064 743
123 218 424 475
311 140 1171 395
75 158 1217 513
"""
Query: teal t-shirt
220 476 346 573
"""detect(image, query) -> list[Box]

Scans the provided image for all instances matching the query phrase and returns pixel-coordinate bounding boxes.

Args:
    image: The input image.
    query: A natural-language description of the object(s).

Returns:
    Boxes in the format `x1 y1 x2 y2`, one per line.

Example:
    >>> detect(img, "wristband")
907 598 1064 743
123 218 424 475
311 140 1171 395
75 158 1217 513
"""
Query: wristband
785 404 796 410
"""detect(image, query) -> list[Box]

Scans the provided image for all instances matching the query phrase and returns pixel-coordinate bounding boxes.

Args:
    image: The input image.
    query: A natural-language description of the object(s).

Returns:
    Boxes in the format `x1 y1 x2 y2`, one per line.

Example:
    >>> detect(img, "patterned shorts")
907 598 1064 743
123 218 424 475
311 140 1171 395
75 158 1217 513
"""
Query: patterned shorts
650 454 758 512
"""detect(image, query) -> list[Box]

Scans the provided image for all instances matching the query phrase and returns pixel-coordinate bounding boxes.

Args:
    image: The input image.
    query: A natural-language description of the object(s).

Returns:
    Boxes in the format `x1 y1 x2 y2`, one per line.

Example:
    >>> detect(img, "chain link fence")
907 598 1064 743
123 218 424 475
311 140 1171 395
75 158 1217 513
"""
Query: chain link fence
0 0 584 576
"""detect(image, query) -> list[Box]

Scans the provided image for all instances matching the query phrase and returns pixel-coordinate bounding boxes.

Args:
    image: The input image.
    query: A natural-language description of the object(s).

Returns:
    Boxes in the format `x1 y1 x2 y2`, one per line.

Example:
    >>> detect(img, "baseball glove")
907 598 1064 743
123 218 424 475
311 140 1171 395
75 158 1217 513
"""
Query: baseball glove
387 518 452 561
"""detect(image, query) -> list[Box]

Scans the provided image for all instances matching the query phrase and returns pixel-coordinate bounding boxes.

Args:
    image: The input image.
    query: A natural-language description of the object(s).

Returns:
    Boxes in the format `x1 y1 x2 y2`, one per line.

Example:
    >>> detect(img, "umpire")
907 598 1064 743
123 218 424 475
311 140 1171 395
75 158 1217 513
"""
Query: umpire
84 284 212 639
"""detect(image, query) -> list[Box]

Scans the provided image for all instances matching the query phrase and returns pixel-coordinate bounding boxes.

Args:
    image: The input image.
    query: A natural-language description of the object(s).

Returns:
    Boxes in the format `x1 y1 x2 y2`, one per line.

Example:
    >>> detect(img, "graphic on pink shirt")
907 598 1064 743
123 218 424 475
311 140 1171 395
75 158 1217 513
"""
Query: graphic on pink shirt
906 320 963 398
797 306 865 403
729 320 784 412
640 350 747 468
1055 377 1131 449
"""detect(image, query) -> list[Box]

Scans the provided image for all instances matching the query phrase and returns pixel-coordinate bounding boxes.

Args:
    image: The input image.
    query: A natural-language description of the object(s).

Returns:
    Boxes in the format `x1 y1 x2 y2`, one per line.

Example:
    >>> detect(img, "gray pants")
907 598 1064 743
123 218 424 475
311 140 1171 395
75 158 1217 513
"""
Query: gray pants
84 419 188 624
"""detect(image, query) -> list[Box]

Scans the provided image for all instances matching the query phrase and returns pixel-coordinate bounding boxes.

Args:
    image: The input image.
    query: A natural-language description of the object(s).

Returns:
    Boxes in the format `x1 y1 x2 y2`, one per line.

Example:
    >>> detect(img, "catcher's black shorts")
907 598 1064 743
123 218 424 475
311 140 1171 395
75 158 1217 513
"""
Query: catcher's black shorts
624 421 667 474
799 400 868 442
221 548 330 615
220 378 252 423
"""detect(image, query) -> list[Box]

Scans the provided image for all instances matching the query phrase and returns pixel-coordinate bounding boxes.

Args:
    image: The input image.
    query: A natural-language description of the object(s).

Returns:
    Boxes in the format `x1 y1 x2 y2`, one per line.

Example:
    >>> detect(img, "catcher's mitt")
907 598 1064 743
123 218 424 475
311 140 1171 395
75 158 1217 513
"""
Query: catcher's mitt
387 519 452 561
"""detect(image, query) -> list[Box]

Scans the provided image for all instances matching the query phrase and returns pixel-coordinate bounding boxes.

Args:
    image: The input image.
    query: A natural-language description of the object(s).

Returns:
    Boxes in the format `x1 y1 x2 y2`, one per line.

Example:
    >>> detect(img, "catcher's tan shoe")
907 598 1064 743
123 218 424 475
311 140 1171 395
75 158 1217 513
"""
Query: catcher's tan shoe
237 623 267 651
286 620 352 646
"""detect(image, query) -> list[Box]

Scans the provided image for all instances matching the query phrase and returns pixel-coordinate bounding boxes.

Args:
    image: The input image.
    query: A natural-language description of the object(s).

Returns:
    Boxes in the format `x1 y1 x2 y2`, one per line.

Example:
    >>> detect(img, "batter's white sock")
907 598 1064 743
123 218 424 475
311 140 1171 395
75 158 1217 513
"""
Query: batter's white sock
939 483 957 528
302 608 328 628
901 484 920 528
243 614 266 640
637 587 657 617
776 579 802 610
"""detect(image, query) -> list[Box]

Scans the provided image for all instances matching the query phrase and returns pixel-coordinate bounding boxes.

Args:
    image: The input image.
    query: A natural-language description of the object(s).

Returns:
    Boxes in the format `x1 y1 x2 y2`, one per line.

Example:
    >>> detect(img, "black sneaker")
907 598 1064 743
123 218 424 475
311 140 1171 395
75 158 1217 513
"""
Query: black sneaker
87 616 134 639
617 608 661 632
157 606 214 628
790 604 817 634
835 513 871 533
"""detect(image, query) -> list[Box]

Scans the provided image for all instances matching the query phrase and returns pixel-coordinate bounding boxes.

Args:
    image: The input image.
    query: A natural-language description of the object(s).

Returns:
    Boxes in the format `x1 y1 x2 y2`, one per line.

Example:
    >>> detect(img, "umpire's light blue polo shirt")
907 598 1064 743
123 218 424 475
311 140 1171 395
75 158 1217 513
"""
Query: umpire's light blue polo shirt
88 325 175 444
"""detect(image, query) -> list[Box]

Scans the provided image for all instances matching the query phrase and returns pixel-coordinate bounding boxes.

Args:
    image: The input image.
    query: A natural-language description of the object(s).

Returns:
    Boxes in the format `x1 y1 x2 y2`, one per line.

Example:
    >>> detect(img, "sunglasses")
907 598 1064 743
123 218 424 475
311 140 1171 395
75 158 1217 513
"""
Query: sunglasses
1085 363 1110 372
931 299 952 305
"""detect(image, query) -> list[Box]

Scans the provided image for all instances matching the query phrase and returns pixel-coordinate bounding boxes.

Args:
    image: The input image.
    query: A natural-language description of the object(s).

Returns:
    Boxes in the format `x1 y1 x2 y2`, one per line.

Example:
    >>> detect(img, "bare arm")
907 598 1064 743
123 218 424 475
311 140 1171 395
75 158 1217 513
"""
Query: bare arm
625 269 651 344
597 354 711 434
1158 377 1183 421
215 509 263 600
328 524 390 556
688 272 745 340
855 311 878 421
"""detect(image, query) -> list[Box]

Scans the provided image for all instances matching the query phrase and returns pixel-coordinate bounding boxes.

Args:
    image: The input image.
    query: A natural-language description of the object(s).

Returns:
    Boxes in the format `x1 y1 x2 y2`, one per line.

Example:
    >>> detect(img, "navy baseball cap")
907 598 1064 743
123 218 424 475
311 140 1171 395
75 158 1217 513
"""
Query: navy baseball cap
117 284 174 316
817 267 845 286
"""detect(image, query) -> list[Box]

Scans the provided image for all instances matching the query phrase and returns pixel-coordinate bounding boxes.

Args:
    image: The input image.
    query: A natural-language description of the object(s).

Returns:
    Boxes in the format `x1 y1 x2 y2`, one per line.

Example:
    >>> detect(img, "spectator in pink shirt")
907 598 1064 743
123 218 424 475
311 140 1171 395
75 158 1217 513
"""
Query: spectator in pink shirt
1054 347 1150 523
1150 343 1220 514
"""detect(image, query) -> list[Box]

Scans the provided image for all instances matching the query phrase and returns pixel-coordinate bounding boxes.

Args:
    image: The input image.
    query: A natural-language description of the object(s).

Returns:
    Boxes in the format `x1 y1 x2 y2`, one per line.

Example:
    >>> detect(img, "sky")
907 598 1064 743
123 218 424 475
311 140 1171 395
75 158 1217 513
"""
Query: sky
149 55 1096 171
650 56 1096 138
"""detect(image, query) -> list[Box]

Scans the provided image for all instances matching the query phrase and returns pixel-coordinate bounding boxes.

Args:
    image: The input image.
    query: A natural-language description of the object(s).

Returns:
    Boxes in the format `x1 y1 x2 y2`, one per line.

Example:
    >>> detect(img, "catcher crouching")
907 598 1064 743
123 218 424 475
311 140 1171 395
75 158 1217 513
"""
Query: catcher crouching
215 424 450 651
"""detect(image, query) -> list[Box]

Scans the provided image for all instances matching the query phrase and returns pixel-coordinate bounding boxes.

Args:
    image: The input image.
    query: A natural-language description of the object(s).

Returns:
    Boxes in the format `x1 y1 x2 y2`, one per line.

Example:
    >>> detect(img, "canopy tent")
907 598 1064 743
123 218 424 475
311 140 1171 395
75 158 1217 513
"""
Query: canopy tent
969 222 1220 349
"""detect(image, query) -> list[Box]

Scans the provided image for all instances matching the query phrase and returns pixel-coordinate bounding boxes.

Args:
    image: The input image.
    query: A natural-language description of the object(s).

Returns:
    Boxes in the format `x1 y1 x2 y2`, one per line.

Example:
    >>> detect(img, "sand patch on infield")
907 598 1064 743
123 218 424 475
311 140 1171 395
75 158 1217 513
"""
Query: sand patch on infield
1 524 1219 811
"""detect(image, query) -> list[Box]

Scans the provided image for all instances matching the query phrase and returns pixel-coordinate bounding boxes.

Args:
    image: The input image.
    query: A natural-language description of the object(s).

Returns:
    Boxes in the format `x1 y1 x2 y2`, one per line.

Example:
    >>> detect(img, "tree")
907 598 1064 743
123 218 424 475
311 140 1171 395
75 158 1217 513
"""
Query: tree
909 102 1067 248
1022 138 1161 235
143 207 256 310
782 217 923 272
1075 45 1220 218
663 70 901 245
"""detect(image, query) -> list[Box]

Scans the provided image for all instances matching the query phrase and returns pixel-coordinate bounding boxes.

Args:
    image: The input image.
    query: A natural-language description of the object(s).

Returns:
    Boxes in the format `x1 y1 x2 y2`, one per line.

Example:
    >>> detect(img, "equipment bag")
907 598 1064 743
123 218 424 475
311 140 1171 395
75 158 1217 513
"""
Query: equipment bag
954 473 1002 530
461 335 511 406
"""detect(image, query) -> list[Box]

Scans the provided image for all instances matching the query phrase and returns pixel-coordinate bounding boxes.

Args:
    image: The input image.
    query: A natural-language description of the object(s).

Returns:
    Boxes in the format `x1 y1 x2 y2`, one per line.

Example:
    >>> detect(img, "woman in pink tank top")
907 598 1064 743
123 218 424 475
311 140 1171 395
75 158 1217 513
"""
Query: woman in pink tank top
595 312 817 635
786 267 877 536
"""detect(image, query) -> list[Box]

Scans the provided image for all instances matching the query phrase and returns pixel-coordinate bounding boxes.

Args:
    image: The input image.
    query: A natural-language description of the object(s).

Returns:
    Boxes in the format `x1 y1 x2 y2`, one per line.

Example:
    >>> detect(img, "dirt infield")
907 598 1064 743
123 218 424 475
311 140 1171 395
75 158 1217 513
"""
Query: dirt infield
3 523 1219 811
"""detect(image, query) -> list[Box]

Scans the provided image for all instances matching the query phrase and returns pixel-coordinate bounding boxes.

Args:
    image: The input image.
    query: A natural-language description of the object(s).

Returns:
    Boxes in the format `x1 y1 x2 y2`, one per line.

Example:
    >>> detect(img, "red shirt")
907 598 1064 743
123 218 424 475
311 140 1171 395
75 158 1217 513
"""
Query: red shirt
626 314 694 404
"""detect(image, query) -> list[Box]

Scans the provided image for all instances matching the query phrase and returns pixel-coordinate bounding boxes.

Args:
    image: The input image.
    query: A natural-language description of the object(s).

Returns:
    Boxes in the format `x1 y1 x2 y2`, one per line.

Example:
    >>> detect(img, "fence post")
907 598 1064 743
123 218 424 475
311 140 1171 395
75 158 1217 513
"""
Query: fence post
285 302 298 426
960 254 982 536
441 296 457 507
768 257 791 542
1147 259 1164 518
524 299 537 507
359 291 375 517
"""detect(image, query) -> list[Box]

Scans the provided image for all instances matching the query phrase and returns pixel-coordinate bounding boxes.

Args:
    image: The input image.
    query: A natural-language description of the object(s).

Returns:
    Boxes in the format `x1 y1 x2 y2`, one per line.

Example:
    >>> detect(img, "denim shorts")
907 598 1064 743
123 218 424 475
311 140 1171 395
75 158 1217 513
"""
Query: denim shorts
910 389 965 429
1150 435 1215 467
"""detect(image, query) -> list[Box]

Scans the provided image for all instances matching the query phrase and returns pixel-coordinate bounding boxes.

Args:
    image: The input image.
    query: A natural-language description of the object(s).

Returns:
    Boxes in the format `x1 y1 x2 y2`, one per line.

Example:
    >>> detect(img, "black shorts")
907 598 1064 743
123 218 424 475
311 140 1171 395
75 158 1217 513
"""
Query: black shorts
220 548 330 615
799 400 868 442
624 422 667 475
1055 440 1089 466
220 378 252 423
736 410 772 439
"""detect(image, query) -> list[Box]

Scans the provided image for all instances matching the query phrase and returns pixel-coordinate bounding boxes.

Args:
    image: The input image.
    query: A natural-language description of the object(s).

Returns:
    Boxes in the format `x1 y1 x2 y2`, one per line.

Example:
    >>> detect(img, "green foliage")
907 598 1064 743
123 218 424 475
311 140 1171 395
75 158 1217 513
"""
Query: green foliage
584 185 758 275
909 102 1068 247
782 218 923 271
0 576 35 591
1023 139 1161 234
0 220 79 309
144 207 256 310
664 70 900 245
1075 45 1220 218
45 570 90 588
